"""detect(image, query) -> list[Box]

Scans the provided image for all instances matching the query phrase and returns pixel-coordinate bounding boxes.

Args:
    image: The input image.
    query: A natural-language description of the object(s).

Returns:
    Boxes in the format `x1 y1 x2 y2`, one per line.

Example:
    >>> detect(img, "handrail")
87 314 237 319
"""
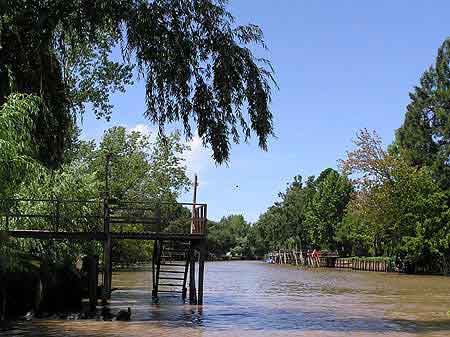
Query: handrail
0 197 208 236
0 197 206 207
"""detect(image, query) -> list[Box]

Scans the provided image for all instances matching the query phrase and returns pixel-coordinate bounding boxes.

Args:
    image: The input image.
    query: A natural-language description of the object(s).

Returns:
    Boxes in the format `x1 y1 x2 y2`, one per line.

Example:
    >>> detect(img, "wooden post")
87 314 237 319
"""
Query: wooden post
204 204 208 235
88 256 98 312
54 199 60 232
5 200 9 231
155 203 161 232
189 247 197 304
0 285 5 321
152 242 155 287
152 240 162 298
197 242 206 305
102 154 112 303
103 203 112 302
182 247 190 300
191 174 198 234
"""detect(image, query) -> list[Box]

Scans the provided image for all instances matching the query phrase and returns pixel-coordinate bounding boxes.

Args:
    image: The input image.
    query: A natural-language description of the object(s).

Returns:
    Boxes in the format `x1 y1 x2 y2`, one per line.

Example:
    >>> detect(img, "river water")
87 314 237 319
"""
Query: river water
4 261 450 336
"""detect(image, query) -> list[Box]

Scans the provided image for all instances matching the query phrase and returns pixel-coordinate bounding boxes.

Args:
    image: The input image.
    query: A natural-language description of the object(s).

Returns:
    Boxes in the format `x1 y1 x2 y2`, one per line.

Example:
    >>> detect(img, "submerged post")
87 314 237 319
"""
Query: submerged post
189 246 197 304
152 240 162 298
197 241 206 305
88 255 98 312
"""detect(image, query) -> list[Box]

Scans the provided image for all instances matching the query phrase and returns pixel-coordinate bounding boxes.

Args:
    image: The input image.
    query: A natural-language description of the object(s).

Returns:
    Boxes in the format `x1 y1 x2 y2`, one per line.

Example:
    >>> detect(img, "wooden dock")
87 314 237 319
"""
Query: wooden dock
334 257 392 272
0 197 208 305
266 250 338 267
266 250 393 273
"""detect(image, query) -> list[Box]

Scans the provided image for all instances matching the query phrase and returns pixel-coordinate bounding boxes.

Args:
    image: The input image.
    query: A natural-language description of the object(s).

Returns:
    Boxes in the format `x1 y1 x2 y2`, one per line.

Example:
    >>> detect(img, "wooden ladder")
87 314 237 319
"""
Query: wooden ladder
152 240 191 300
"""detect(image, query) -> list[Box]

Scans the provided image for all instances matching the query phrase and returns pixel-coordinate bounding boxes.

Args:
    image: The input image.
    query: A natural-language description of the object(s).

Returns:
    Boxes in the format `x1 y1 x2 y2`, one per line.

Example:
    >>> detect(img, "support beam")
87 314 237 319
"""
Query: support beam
191 174 198 233
152 241 157 296
102 233 112 303
102 197 112 303
87 255 98 312
182 248 190 300
189 248 197 304
197 241 206 305
152 240 162 298
102 154 112 303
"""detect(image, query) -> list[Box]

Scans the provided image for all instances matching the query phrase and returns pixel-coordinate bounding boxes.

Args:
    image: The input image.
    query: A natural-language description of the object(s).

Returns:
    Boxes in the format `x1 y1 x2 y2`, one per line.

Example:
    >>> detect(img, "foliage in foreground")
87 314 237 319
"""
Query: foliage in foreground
1 0 275 166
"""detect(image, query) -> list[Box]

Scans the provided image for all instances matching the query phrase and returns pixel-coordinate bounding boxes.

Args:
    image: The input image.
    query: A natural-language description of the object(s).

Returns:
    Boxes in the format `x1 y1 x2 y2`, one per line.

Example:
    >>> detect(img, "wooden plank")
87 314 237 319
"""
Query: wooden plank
109 218 159 225
189 248 197 304
111 232 206 241
6 230 105 241
198 243 206 305
4 230 205 241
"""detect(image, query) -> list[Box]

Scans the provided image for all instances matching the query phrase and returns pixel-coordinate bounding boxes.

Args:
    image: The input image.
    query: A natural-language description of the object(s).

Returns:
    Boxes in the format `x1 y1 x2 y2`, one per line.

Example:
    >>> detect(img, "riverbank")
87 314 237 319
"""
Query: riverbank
3 261 450 336
265 250 449 275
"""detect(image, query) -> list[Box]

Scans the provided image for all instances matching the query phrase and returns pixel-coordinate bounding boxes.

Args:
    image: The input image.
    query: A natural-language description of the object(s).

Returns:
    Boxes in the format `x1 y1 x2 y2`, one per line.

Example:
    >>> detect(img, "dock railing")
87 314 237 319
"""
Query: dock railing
0 198 208 238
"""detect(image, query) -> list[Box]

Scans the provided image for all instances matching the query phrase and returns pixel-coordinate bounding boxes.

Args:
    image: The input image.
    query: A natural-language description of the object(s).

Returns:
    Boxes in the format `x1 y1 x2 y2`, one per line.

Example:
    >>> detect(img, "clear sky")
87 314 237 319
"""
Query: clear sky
81 0 450 222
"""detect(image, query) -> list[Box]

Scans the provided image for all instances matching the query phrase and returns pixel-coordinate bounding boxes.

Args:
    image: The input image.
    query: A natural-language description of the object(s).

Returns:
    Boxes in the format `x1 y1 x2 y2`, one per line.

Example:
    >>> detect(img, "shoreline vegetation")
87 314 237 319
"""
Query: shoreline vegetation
208 39 450 277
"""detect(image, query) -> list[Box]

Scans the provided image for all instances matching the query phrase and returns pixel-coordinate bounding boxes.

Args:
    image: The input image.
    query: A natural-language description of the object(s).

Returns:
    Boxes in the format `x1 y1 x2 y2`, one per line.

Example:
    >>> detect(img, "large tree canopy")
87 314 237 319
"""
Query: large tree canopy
395 38 450 189
0 0 275 167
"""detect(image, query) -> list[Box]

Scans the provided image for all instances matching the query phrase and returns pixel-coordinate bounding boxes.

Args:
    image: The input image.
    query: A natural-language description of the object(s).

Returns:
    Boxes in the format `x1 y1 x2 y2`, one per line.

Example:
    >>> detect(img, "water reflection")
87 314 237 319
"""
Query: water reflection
4 261 450 336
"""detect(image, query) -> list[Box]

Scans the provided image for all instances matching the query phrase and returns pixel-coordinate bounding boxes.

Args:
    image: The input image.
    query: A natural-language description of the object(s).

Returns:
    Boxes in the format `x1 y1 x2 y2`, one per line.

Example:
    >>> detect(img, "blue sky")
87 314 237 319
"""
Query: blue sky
81 0 450 222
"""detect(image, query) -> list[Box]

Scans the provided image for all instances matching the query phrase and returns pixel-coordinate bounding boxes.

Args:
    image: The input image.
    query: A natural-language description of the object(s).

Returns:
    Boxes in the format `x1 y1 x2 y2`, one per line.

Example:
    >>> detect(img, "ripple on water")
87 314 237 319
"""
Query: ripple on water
6 261 450 337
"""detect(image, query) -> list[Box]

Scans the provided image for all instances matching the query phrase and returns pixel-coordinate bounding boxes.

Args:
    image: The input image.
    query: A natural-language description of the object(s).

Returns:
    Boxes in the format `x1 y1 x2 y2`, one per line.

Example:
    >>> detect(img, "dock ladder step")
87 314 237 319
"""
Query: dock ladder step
152 239 190 299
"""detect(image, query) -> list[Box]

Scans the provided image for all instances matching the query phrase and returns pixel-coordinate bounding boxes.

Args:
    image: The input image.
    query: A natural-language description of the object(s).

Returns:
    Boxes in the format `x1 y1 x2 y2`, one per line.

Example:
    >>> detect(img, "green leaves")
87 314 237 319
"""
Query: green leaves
93 126 189 201
1 0 275 166
341 128 450 271
254 170 352 252
1 121 191 267
396 38 450 190
207 214 255 258
304 169 352 250
0 94 41 196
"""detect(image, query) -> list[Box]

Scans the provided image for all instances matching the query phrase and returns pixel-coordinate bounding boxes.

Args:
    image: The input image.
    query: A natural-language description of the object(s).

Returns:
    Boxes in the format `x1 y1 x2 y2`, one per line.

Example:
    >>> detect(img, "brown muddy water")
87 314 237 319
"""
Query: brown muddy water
4 261 450 337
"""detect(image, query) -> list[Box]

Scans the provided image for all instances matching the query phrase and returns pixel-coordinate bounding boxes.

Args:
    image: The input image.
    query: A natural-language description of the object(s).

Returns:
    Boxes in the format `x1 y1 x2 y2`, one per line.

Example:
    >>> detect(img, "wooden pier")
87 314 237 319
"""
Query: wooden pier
334 257 392 272
266 250 393 273
266 250 338 267
0 197 208 305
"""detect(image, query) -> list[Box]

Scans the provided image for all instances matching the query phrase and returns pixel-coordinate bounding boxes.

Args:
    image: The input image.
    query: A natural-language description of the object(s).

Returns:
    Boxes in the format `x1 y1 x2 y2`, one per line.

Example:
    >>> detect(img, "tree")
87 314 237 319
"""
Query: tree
395 38 450 190
0 94 40 196
1 0 275 166
255 204 288 251
304 169 352 250
341 129 450 272
207 214 253 258
1 124 192 265
278 176 307 250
